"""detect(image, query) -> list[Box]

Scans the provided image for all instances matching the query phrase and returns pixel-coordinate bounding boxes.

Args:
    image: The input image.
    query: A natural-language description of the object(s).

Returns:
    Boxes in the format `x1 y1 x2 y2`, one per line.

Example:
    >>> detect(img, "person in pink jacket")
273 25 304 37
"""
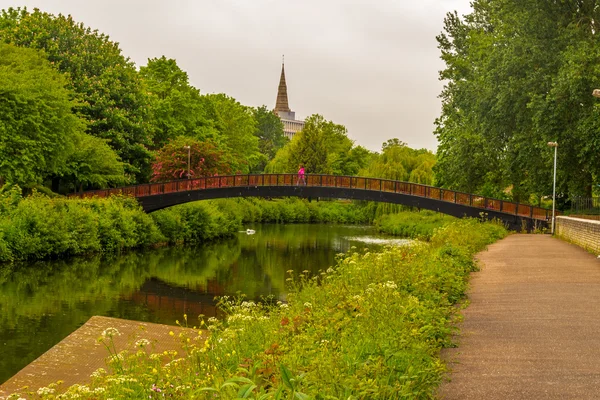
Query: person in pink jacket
297 164 306 186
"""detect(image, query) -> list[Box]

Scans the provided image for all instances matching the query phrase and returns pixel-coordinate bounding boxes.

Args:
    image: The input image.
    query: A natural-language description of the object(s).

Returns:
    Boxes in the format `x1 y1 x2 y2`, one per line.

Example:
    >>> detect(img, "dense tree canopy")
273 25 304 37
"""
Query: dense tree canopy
436 1 600 203
252 105 288 172
140 56 216 148
0 43 85 186
360 140 435 185
202 94 261 173
0 7 152 182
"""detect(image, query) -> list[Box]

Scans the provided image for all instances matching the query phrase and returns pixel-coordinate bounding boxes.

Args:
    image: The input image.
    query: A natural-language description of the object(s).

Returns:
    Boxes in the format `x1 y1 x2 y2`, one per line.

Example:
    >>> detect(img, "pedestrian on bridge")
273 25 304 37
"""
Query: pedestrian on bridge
297 164 306 186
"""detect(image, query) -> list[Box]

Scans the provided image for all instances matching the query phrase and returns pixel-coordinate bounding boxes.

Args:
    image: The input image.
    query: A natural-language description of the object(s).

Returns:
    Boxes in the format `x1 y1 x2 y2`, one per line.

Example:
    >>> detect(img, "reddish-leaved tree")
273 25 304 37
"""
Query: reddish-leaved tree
151 137 232 182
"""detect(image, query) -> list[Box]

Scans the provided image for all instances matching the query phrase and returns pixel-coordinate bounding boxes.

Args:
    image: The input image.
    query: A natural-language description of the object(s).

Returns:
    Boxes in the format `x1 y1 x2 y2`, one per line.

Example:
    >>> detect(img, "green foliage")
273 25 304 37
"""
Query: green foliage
0 43 86 186
361 139 435 184
60 133 126 191
203 94 261 173
266 114 371 175
435 1 600 203
139 56 216 148
376 210 457 240
48 219 506 399
0 7 152 182
252 105 288 172
151 202 240 244
0 193 378 263
0 193 163 261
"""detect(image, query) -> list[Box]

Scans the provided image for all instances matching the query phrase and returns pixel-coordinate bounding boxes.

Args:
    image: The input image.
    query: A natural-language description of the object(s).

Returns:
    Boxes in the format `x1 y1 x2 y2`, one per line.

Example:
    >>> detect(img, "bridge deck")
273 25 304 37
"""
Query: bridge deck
439 235 600 399
73 174 553 222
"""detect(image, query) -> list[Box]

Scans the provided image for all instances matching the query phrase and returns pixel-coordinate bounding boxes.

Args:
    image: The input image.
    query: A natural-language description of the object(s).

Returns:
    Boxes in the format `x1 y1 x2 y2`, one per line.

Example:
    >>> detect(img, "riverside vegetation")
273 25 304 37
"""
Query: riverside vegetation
8 218 507 399
0 185 455 263
0 187 377 263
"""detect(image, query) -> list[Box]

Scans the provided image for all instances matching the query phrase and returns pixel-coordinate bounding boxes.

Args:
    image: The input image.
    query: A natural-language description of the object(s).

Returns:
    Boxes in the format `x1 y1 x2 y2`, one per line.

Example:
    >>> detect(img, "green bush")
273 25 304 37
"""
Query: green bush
376 210 458 240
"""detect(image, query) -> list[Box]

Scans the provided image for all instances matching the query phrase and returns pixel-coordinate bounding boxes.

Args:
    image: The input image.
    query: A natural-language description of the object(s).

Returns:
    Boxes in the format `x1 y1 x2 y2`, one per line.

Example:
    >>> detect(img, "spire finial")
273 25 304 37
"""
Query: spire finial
282 54 284 65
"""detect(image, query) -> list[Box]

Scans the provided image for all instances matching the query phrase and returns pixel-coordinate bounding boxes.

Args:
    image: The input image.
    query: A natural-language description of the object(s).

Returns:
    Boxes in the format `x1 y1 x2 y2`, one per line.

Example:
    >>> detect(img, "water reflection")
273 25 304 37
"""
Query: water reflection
0 224 398 384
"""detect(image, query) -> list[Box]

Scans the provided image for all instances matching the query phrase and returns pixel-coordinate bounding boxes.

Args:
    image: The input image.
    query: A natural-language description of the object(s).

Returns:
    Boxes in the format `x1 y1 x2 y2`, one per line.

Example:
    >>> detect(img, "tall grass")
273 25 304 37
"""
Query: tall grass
376 210 457 240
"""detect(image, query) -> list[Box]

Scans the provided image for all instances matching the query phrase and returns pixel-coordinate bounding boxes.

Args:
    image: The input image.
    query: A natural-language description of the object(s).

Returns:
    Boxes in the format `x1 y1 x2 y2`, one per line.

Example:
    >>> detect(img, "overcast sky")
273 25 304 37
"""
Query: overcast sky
2 0 473 152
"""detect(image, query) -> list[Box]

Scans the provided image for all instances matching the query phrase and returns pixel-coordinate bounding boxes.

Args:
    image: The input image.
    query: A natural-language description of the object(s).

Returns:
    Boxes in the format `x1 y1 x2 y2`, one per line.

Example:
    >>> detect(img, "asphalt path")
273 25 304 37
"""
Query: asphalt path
439 234 600 399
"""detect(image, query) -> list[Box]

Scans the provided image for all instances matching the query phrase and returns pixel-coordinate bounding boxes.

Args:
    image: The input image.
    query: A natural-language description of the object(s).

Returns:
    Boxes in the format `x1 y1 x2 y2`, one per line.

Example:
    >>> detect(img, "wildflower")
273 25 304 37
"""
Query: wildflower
151 383 162 392
90 368 106 378
279 303 289 309
101 327 121 338
383 281 398 289
303 302 313 309
37 387 55 396
208 317 218 324
135 338 150 348
169 331 175 336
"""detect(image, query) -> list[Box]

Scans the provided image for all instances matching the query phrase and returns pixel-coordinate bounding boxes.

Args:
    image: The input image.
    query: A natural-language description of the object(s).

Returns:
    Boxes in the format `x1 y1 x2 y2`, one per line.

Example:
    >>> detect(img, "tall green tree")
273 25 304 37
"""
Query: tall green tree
436 1 600 203
139 56 216 148
0 7 152 182
0 43 86 186
266 114 368 175
252 105 288 172
202 94 261 173
360 140 435 184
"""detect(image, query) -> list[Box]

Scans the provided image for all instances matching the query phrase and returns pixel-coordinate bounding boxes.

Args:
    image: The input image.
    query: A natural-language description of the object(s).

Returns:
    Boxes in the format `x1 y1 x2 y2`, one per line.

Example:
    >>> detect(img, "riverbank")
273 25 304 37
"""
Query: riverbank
0 190 373 263
13 218 507 399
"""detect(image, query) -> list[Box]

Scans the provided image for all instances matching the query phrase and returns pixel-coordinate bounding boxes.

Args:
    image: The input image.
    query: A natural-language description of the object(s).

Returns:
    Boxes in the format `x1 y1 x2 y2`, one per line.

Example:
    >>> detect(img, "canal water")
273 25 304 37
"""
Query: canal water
0 224 409 384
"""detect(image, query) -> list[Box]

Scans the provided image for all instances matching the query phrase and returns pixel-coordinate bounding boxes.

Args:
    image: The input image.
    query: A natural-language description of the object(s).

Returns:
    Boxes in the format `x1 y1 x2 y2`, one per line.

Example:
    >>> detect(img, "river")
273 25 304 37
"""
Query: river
0 223 410 384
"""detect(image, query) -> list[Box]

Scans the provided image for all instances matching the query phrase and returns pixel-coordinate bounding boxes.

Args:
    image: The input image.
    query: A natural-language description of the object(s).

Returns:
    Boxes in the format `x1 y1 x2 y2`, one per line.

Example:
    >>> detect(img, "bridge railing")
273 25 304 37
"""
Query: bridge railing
70 173 553 221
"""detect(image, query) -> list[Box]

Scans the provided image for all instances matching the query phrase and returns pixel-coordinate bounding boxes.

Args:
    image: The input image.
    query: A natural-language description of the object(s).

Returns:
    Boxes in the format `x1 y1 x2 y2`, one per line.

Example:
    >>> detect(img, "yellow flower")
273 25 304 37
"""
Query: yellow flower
169 331 174 336
152 368 158 374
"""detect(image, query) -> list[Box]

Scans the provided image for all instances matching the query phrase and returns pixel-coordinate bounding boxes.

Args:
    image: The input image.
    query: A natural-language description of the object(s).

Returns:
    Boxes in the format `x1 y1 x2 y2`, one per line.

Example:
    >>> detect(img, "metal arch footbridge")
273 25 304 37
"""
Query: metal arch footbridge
72 174 553 231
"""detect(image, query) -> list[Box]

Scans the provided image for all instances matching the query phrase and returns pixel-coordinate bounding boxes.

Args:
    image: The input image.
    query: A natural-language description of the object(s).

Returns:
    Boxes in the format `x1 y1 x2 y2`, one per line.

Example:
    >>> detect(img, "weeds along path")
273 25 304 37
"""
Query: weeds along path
439 234 600 400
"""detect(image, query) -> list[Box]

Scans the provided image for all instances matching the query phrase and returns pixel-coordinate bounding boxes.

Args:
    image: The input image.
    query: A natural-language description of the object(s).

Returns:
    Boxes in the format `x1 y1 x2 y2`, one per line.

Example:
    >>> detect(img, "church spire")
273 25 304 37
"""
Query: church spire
275 60 291 113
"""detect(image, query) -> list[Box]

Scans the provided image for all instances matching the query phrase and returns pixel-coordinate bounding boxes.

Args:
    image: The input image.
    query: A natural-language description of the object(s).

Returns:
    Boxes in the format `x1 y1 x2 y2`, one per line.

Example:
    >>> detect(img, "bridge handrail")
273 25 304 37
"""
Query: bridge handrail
69 173 554 221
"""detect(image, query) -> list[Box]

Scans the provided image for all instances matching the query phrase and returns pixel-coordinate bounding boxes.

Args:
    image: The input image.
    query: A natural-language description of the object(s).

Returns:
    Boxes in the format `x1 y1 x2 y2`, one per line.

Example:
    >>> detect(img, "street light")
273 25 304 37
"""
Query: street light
547 141 558 234
183 145 191 179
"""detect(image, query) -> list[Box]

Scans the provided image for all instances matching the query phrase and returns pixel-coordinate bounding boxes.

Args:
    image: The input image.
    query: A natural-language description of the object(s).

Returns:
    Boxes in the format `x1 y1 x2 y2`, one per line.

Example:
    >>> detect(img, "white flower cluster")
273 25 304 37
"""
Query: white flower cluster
101 327 121 338
106 376 138 384
37 387 55 396
383 281 398 289
135 338 150 348
90 368 107 378
241 301 257 308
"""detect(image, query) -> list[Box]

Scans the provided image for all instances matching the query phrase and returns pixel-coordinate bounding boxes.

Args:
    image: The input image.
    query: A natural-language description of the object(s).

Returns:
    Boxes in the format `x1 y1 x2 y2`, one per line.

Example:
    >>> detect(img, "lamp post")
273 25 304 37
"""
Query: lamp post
547 141 558 234
183 145 191 179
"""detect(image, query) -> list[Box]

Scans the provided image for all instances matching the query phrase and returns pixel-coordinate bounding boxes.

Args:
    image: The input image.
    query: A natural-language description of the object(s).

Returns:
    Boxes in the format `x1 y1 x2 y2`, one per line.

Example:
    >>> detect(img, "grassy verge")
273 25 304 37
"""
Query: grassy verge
375 210 457 240
22 218 507 400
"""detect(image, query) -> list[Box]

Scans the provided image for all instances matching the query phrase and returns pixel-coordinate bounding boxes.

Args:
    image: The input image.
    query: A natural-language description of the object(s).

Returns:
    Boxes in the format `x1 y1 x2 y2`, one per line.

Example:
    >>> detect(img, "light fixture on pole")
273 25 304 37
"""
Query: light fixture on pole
547 141 558 234
183 145 191 179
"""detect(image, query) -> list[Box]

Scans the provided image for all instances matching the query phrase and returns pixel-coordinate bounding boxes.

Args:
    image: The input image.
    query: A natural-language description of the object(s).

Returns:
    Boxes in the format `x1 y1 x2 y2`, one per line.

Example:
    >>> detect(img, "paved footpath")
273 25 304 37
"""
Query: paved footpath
438 234 600 400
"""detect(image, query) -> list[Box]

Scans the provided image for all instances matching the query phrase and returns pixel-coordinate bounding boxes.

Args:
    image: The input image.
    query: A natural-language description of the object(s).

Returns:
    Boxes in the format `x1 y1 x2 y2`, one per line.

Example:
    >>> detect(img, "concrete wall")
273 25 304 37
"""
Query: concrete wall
556 216 600 254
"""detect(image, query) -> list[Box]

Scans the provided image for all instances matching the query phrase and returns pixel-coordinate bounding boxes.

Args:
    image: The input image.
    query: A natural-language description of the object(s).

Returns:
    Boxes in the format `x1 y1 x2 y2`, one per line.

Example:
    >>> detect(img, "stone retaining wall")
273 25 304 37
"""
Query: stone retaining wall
556 216 600 254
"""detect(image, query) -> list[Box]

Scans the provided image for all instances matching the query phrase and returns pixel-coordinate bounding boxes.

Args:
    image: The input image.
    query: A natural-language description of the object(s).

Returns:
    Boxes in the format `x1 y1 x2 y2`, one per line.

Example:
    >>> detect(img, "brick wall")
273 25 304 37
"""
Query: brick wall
556 216 600 254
